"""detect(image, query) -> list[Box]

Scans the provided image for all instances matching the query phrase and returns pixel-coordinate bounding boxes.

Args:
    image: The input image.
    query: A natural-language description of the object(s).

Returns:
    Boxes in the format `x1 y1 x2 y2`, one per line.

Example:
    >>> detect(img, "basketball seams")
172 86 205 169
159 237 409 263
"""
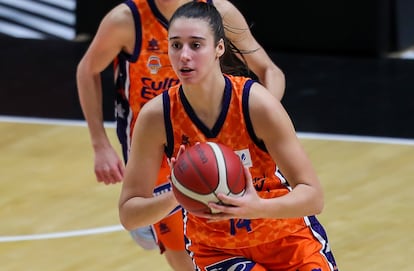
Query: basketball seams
233 163 246 197
228 158 246 197
207 142 230 198
171 172 218 205
177 149 217 194
188 144 220 193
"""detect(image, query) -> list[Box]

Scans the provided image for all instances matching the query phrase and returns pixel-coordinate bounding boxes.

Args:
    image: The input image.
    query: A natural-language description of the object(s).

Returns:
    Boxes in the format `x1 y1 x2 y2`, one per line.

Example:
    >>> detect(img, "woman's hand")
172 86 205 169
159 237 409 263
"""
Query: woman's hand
167 144 186 170
200 166 265 222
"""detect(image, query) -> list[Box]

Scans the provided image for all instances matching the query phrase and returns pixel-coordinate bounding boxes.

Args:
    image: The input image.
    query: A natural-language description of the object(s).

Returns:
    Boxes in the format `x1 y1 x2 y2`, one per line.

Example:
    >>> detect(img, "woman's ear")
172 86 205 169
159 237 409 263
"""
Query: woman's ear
216 38 225 58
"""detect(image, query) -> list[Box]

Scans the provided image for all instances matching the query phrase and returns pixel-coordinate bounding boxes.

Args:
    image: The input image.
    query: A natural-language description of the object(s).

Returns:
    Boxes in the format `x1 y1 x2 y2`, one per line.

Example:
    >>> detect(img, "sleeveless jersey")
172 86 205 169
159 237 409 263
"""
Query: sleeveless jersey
163 74 318 249
114 0 210 198
114 0 210 163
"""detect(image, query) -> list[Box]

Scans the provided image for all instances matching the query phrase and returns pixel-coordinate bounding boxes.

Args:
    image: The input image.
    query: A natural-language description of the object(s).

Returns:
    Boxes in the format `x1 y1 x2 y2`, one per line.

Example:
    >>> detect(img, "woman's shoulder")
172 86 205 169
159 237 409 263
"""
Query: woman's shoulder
139 93 164 118
245 79 280 109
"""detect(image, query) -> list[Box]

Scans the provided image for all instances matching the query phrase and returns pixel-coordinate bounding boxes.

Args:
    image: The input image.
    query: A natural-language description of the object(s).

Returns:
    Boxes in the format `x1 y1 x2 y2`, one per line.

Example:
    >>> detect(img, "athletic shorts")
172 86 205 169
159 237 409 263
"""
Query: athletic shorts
153 207 185 253
151 156 186 253
188 226 339 271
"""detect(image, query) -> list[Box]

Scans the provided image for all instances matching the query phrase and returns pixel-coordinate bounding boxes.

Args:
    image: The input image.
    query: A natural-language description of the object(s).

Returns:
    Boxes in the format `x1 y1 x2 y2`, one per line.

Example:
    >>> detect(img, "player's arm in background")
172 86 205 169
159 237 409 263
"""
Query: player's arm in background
215 0 286 100
76 4 134 184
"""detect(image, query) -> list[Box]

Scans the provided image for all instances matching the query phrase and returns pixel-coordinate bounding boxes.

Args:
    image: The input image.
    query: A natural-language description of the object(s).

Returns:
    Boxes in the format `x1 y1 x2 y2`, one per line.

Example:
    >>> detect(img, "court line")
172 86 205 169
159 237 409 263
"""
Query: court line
1 114 413 242
0 115 124 242
0 115 115 128
2 115 414 145
0 225 125 242
298 131 414 145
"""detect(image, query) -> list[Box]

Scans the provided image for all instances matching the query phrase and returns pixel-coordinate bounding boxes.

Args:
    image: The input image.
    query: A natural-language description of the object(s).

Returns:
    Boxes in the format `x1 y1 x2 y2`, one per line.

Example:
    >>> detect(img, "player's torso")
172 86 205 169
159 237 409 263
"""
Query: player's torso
164 75 307 248
117 0 179 129
115 0 211 158
117 0 211 128
166 74 277 183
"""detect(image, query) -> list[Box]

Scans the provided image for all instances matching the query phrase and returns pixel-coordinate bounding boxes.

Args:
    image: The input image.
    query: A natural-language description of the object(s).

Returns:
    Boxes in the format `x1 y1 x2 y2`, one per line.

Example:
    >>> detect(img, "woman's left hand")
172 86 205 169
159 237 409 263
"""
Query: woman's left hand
201 166 265 221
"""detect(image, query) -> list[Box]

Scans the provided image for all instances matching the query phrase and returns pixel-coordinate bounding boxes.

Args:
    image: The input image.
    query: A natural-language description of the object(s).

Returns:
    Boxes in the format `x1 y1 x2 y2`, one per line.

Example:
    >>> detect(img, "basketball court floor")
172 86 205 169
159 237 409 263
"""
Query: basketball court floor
0 117 413 271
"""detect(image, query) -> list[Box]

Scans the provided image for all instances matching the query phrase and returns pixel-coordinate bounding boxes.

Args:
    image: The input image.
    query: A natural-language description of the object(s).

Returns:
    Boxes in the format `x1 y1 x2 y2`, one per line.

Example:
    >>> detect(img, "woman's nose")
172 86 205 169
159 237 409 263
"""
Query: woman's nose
180 45 191 61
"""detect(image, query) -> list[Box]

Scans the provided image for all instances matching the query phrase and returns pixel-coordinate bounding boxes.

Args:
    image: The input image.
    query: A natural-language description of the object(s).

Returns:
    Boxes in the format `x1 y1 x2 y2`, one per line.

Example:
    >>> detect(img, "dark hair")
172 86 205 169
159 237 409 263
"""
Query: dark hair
169 1 255 78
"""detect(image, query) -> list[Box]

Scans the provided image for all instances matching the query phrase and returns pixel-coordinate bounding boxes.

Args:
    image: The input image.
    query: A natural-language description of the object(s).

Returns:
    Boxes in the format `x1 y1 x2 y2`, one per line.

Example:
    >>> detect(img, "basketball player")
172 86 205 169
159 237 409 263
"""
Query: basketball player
119 2 339 270
76 0 285 270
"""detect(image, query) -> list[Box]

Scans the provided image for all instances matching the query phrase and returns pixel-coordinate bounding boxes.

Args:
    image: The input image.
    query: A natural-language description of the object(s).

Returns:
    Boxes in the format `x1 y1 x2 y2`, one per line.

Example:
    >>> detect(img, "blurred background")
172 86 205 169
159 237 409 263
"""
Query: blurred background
1 0 414 138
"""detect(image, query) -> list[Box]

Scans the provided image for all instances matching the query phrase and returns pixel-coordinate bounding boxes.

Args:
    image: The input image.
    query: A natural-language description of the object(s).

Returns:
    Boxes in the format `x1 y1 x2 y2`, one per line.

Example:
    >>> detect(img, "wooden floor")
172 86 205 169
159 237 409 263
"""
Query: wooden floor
1 119 413 271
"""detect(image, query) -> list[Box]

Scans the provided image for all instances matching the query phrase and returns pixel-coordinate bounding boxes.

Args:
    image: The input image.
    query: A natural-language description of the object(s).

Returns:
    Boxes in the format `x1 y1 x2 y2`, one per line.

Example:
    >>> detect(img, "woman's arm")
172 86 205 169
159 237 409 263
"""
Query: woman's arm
118 96 178 230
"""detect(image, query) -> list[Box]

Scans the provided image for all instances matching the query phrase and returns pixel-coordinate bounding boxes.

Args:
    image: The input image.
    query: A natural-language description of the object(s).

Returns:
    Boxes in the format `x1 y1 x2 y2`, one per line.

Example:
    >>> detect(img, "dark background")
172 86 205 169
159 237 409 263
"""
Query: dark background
1 0 414 139
230 0 414 56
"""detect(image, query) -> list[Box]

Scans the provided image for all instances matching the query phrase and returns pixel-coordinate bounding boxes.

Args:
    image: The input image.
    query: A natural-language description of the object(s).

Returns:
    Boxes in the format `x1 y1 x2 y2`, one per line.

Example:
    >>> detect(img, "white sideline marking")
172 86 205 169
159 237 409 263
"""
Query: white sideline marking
0 225 125 242
0 115 116 128
297 132 414 145
1 115 413 145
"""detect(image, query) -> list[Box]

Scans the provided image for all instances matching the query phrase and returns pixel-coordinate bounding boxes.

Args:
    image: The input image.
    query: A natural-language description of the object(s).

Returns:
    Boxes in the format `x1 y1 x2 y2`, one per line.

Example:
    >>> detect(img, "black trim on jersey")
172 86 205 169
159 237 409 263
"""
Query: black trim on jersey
114 53 131 163
148 0 169 29
162 91 174 158
123 0 142 62
148 0 211 29
242 81 268 152
123 0 212 61
179 76 231 138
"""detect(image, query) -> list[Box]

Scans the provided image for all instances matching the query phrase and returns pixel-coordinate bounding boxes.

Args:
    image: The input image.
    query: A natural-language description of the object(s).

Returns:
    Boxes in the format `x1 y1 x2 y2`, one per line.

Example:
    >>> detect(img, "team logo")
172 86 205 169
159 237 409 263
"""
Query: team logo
158 222 171 234
180 135 190 146
147 55 162 74
148 38 159 50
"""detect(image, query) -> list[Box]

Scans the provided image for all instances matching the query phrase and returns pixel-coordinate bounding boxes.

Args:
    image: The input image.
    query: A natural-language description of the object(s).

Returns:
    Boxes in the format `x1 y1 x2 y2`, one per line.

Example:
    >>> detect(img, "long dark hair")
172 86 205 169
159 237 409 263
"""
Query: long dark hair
169 1 256 78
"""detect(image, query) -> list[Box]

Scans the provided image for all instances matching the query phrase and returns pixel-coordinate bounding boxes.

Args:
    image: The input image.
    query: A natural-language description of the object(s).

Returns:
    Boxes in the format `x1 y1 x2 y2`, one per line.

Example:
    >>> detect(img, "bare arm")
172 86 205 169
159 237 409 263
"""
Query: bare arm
76 4 134 184
249 84 324 217
118 95 178 230
208 83 323 219
215 0 286 100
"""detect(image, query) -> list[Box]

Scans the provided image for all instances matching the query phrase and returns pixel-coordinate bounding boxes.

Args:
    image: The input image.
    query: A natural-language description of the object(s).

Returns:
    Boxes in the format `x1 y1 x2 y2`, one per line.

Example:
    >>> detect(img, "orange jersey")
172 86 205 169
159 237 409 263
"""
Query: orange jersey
114 0 179 163
163 74 306 248
114 0 211 188
114 0 209 164
162 74 338 269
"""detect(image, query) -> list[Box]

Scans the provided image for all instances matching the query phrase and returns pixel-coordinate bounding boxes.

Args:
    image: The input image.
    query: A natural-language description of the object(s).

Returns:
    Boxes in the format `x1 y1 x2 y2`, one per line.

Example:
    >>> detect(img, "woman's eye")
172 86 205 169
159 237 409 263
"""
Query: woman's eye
191 43 201 49
171 42 181 49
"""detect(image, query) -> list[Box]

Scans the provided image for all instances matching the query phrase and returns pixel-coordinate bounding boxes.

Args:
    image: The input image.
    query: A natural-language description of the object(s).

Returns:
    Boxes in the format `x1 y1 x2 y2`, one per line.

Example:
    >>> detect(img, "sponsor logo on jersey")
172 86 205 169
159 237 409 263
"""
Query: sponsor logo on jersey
235 148 252 167
205 257 256 271
147 55 162 74
140 77 180 100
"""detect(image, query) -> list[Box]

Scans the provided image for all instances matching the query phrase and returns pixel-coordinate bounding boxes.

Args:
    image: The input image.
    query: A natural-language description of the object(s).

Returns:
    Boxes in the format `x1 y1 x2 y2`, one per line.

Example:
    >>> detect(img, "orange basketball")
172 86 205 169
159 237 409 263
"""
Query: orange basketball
171 142 246 216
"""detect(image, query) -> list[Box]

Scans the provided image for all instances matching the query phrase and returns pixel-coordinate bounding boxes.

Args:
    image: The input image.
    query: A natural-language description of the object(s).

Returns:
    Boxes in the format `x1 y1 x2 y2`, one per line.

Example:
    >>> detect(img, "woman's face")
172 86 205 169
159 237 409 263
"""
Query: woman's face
168 17 223 84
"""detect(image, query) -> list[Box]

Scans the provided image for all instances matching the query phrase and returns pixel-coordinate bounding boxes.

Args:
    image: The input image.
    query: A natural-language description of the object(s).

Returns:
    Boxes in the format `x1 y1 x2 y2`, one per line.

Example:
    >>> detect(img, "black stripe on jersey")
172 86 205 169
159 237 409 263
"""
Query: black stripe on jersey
179 76 231 138
124 0 142 62
163 91 174 158
148 0 169 29
242 80 268 152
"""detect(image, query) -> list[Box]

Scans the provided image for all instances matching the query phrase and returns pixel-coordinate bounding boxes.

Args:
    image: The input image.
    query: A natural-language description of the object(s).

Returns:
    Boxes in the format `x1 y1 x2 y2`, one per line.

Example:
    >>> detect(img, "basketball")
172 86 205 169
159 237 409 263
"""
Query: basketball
171 142 246 216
